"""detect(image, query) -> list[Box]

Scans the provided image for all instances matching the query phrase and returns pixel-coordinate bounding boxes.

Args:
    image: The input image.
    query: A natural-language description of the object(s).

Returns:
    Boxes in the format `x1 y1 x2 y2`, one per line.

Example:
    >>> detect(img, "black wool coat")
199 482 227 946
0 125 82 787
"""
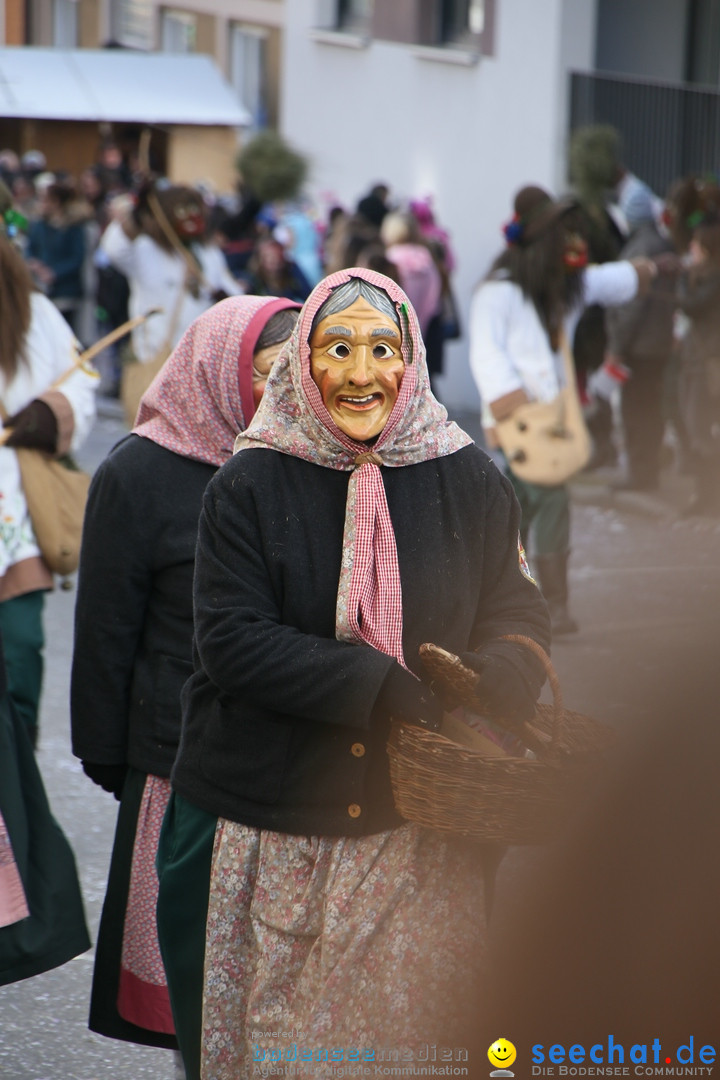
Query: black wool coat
71 434 216 777
172 443 551 837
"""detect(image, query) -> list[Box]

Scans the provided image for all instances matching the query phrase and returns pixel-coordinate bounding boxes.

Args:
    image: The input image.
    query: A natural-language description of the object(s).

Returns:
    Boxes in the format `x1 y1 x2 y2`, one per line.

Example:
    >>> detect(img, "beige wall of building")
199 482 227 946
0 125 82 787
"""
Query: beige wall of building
4 0 26 44
78 0 100 47
167 124 240 190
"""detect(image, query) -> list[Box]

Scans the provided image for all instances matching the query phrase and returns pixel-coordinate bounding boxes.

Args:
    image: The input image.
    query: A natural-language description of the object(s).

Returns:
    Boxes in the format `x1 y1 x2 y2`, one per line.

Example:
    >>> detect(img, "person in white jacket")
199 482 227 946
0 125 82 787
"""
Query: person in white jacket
470 185 657 634
100 182 241 368
0 184 98 746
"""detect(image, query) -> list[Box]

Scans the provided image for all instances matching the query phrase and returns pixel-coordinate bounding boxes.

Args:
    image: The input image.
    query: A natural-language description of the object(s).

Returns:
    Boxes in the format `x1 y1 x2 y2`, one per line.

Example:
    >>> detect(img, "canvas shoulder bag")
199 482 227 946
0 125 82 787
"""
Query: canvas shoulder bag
492 332 591 487
0 399 90 578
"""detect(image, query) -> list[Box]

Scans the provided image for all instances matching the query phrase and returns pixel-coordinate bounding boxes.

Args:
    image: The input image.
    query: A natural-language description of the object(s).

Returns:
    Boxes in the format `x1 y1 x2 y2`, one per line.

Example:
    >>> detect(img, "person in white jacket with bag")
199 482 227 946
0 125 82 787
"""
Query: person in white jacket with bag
100 183 241 364
470 185 657 634
0 182 97 747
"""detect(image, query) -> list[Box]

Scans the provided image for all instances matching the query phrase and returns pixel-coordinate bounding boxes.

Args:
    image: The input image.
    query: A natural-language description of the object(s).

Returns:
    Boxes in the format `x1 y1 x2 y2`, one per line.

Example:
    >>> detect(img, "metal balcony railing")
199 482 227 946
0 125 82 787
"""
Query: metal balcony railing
570 70 720 199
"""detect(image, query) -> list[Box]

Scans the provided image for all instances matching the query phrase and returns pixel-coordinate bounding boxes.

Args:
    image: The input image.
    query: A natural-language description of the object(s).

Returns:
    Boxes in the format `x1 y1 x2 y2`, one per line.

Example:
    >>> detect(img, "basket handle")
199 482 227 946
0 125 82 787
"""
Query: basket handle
495 634 563 748
419 634 563 752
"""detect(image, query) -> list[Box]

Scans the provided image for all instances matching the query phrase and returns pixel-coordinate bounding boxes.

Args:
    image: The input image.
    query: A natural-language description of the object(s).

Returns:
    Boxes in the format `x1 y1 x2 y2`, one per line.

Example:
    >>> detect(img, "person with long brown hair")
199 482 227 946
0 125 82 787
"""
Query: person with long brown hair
470 185 659 635
0 180 97 748
241 235 312 303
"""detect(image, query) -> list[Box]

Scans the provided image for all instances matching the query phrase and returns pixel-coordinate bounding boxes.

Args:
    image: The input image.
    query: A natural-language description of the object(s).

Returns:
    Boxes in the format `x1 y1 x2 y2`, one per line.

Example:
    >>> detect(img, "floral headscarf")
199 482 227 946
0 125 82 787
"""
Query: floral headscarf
133 295 300 467
234 267 472 666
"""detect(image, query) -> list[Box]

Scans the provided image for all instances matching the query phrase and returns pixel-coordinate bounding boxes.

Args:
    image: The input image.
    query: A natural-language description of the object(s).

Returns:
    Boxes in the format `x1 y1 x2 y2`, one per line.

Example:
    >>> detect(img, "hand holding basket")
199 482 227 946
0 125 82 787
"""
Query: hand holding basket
386 635 614 845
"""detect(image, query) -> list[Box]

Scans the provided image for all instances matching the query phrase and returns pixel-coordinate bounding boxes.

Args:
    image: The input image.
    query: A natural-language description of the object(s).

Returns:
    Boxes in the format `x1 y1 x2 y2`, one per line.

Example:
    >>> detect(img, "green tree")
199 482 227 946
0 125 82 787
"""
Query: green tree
236 131 308 204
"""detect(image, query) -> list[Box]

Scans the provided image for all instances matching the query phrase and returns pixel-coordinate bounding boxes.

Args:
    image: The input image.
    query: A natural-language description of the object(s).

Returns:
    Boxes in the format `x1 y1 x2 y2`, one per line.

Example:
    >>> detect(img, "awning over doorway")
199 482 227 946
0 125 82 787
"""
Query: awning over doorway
0 47 251 126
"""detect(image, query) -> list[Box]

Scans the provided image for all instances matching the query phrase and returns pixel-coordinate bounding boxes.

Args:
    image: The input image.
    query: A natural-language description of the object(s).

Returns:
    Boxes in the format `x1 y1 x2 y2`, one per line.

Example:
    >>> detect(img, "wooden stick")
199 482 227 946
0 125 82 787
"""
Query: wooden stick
50 308 163 389
0 308 162 447
138 127 153 177
147 189 208 288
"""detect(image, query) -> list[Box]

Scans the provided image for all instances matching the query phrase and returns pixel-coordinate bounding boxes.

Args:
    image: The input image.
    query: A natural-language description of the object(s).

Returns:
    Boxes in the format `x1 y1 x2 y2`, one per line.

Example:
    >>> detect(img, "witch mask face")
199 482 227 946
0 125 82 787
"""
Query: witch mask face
309 296 405 442
252 341 284 408
169 196 206 241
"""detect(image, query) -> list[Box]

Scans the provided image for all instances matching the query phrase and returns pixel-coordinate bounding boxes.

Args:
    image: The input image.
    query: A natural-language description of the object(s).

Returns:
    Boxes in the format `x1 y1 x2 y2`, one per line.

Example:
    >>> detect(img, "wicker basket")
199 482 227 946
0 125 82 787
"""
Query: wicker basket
386 634 613 845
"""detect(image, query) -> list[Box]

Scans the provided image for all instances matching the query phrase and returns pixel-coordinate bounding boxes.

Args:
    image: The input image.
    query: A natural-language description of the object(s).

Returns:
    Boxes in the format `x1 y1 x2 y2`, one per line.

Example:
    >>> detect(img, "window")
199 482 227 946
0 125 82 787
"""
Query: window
53 0 78 46
109 0 153 50
161 9 197 53
230 25 269 131
439 0 484 46
369 0 495 56
337 0 372 34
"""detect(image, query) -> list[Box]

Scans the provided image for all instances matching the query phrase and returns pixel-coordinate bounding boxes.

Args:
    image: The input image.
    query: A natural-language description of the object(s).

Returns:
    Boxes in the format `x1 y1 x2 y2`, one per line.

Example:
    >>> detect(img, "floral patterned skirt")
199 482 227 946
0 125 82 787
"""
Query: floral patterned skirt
116 773 175 1034
202 820 488 1080
89 768 177 1049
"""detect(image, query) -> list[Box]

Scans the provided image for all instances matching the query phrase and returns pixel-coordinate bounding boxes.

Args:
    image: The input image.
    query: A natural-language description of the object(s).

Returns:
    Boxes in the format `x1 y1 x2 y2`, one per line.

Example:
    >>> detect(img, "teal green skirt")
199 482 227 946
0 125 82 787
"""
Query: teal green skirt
156 792 217 1080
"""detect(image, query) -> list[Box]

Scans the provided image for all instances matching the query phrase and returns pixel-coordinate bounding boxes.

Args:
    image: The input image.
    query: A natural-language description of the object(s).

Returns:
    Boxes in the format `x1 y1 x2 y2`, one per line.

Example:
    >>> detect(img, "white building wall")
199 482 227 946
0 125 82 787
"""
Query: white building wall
282 0 598 411
557 0 597 182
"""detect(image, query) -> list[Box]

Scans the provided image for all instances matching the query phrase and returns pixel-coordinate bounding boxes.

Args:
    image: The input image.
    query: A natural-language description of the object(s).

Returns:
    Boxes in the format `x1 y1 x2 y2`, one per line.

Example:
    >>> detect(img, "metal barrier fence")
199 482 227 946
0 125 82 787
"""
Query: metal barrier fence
570 70 720 198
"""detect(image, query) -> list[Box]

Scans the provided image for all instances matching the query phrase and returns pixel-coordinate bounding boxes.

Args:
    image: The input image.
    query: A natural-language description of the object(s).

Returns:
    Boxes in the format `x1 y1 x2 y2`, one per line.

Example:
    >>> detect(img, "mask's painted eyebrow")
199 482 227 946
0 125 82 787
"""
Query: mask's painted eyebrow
371 327 399 338
322 325 352 336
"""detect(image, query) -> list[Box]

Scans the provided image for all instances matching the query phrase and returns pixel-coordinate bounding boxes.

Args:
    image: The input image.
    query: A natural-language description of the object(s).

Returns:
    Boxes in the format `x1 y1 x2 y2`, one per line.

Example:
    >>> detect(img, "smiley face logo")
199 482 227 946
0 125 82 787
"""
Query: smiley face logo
488 1038 517 1071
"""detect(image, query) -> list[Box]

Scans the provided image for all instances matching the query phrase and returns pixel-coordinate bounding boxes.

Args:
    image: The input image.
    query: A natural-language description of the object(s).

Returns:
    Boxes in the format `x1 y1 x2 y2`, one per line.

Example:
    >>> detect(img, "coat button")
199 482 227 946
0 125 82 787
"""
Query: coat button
348 803 361 818
351 742 365 757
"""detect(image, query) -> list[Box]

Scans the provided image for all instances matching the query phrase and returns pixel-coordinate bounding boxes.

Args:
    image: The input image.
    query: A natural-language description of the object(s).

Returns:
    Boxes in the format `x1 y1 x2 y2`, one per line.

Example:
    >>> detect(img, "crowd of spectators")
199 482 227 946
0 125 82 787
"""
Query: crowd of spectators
0 145 460 402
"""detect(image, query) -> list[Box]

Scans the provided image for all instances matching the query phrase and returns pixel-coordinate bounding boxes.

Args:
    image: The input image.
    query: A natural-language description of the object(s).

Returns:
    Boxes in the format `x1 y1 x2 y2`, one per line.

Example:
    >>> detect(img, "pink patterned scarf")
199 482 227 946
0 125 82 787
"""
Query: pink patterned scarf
133 295 300 466
234 267 472 666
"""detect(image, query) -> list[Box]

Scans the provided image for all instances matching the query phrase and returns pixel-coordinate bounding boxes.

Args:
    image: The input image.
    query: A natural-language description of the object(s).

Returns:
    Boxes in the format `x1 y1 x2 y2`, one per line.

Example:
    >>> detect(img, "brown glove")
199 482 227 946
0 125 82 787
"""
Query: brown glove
4 399 58 453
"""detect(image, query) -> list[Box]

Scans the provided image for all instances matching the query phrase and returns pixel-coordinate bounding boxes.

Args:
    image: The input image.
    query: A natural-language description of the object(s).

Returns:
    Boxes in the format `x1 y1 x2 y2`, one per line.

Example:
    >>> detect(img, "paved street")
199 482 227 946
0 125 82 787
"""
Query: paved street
0 403 178 1080
1 402 719 1078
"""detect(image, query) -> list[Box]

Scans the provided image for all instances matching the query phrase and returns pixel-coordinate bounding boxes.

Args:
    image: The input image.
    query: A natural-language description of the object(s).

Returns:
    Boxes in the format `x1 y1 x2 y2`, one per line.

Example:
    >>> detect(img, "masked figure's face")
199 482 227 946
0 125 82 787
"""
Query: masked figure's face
170 197 206 241
252 341 285 408
309 296 404 442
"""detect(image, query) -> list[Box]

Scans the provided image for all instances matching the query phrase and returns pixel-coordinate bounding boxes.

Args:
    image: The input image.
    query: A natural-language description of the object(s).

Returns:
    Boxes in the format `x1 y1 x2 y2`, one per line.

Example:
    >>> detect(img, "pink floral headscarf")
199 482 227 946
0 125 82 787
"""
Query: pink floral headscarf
234 267 472 667
133 295 300 467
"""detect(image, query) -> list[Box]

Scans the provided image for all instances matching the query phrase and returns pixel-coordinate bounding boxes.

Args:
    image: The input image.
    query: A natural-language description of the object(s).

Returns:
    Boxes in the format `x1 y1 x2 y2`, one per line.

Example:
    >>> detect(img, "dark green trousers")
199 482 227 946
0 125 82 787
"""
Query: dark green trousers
0 590 45 748
0 647 90 985
156 793 217 1080
508 473 570 557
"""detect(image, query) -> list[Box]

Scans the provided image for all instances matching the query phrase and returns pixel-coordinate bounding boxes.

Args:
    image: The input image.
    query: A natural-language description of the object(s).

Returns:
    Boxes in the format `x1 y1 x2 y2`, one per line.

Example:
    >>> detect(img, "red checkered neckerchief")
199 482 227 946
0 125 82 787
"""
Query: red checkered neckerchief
134 295 300 467
234 267 472 666
335 447 405 663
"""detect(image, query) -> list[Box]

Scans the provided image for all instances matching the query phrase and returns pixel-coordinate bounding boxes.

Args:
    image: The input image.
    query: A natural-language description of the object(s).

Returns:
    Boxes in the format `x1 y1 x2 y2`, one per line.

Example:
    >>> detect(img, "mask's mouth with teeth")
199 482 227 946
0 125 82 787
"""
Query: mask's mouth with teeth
338 393 382 409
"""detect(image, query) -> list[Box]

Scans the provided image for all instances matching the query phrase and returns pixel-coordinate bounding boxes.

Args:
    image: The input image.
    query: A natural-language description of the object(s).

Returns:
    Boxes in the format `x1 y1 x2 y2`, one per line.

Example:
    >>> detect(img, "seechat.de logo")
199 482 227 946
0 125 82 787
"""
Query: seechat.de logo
531 1036 717 1076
